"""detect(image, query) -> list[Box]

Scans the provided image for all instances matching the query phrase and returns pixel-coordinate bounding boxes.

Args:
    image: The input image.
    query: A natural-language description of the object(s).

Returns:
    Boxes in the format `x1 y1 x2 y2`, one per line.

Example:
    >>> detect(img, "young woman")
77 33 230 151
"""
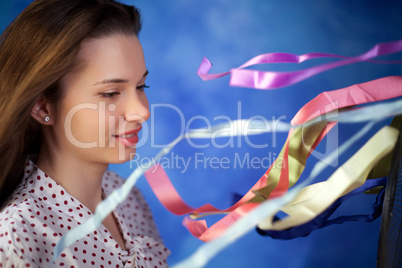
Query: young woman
0 0 169 267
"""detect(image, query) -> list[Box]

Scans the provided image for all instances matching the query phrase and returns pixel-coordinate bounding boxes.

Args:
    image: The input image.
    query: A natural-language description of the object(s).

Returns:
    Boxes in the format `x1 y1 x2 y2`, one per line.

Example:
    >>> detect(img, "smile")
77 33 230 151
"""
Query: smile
113 126 142 147
115 134 135 138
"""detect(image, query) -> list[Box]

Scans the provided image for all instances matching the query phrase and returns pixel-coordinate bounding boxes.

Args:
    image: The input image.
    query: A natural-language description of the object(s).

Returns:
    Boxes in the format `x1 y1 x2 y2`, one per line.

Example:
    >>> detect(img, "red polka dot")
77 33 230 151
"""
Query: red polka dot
0 170 169 267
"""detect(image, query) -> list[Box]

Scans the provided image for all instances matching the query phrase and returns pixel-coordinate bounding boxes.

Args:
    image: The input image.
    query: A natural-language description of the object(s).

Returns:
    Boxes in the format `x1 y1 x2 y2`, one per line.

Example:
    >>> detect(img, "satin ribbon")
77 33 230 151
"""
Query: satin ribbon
366 116 402 187
54 78 402 261
180 119 396 242
53 96 402 261
172 123 395 268
146 77 402 241
257 127 398 231
257 177 387 240
197 40 402 89
48 38 402 263
259 116 401 239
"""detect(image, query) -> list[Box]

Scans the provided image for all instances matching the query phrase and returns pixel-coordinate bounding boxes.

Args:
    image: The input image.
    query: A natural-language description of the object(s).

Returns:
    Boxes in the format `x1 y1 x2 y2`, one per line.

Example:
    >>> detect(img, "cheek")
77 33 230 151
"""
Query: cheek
64 106 102 144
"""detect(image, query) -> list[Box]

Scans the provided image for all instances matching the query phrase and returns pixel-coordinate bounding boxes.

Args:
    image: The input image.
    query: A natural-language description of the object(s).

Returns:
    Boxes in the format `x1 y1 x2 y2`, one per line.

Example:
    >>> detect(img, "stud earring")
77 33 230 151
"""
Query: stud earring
44 116 50 122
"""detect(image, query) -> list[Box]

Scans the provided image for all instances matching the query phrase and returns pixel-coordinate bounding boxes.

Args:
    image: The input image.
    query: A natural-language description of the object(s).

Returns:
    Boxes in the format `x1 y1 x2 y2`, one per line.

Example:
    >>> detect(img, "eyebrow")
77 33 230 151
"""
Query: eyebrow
93 70 149 86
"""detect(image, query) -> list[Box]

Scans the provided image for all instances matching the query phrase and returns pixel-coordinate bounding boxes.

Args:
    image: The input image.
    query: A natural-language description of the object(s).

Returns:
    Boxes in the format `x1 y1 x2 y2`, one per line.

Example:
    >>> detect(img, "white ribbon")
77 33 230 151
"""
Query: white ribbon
52 98 402 265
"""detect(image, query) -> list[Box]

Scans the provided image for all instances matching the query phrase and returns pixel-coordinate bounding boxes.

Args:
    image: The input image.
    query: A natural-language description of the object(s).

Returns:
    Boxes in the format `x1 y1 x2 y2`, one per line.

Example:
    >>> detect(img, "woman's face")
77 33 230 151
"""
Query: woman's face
53 34 150 165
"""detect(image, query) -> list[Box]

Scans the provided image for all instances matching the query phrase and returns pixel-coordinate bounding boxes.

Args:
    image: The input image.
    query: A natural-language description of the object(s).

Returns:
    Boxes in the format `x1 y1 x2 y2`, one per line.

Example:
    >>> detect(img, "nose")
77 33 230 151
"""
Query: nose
123 92 150 123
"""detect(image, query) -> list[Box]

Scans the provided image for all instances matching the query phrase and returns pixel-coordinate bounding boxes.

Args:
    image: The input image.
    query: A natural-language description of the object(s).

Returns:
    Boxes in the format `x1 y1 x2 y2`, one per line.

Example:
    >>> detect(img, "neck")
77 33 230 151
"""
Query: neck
36 144 108 212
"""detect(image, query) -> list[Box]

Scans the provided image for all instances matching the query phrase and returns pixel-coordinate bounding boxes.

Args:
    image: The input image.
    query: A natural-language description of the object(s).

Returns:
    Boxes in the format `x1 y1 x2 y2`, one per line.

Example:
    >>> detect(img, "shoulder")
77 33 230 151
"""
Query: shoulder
0 204 40 265
0 191 46 244
0 185 58 258
0 183 34 228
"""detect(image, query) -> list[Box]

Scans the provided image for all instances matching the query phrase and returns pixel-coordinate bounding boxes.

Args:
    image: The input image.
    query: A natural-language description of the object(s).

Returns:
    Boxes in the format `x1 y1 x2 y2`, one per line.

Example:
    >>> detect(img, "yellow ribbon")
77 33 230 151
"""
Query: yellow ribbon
250 120 331 202
258 126 398 231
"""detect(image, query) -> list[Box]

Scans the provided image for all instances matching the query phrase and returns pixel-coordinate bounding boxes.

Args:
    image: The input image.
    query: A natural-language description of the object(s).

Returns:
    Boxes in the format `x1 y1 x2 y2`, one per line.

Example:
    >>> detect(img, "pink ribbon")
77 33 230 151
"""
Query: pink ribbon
198 40 402 89
145 76 402 241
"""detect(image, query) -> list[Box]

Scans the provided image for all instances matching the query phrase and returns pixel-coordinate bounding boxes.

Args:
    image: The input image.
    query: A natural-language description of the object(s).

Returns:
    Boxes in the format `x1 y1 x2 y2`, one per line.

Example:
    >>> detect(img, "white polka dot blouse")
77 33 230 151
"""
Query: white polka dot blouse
0 160 170 267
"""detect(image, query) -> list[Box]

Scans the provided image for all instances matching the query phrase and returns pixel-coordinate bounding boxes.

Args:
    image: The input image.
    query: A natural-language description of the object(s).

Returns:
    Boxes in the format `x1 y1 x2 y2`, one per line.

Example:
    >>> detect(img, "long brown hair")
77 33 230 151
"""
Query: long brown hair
0 0 142 207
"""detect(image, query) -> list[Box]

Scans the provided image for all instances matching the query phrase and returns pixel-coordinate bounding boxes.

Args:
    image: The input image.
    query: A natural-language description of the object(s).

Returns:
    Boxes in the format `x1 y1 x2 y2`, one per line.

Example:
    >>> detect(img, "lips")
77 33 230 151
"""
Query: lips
113 126 142 147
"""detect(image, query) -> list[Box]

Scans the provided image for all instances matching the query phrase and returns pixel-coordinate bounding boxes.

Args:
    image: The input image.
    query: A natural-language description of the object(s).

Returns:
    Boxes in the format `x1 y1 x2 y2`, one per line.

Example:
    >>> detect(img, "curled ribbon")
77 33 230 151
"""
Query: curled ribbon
257 176 387 240
53 40 402 260
52 95 402 262
198 40 402 89
146 76 402 242
257 127 398 231
172 124 399 268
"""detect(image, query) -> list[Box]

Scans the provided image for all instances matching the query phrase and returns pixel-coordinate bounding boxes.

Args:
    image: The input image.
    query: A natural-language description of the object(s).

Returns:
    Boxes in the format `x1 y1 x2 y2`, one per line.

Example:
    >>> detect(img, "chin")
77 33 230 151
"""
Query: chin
107 147 137 164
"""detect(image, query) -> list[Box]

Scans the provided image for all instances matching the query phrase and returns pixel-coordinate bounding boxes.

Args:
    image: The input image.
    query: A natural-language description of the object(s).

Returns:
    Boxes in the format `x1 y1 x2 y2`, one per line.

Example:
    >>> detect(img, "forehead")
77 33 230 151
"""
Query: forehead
62 34 146 87
81 34 145 74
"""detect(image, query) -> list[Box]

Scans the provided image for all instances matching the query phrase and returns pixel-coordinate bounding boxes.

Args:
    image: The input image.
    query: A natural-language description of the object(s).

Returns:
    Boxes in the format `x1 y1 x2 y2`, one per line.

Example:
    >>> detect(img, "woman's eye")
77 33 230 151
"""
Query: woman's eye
99 92 120 99
137 84 150 92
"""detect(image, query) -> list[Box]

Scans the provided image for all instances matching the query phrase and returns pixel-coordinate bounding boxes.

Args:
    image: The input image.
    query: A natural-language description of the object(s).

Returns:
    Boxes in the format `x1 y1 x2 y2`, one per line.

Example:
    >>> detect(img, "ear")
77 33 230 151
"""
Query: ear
31 98 54 125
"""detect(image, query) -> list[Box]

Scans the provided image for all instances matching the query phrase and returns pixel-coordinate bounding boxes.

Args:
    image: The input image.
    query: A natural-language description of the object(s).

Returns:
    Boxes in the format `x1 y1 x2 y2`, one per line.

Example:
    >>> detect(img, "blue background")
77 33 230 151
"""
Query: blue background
2 0 402 267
